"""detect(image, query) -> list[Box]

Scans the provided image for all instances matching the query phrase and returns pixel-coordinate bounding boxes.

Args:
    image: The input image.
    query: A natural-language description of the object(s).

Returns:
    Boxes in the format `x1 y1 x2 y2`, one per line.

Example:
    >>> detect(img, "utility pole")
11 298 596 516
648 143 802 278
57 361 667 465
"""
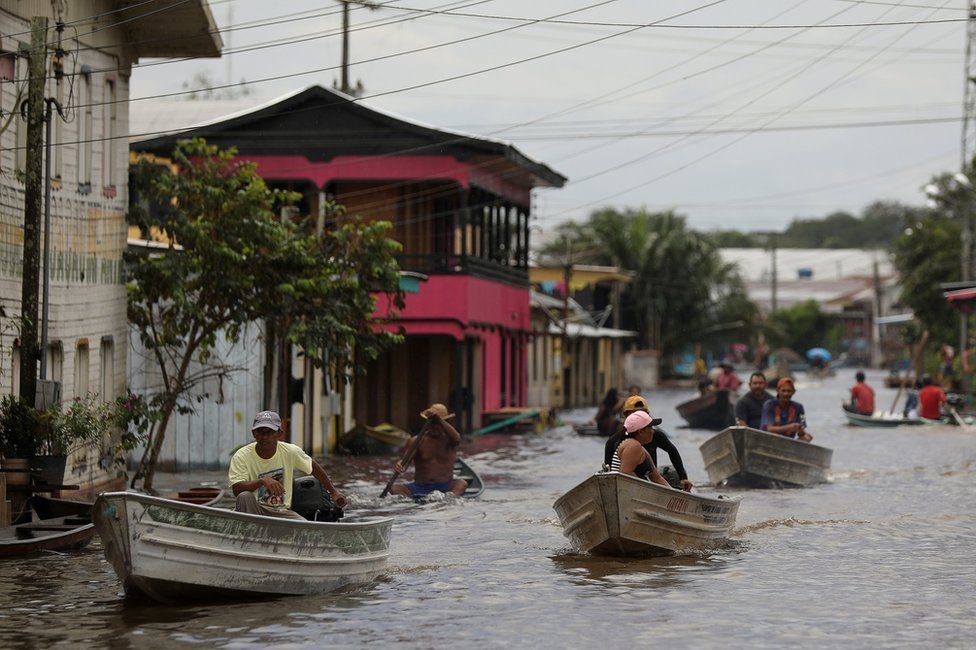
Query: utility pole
959 1 976 358
18 17 47 405
770 235 778 313
872 259 883 368
334 1 378 97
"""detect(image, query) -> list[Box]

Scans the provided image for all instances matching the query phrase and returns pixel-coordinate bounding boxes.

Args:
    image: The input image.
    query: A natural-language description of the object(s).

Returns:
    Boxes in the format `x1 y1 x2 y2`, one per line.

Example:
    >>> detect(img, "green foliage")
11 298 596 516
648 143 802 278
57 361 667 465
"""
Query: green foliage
891 195 961 345
40 395 114 455
127 139 403 489
111 392 156 452
0 395 40 457
539 208 753 358
766 300 840 355
704 201 918 249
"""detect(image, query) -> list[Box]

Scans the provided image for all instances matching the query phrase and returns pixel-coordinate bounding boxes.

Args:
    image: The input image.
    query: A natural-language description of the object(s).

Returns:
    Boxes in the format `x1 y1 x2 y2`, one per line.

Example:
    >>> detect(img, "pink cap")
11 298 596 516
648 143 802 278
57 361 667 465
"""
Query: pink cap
624 410 659 433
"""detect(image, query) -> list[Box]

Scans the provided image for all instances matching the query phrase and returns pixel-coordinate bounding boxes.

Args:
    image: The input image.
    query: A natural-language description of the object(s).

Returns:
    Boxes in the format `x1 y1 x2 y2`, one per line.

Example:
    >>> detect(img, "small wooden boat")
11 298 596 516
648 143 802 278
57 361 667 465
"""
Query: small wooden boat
676 389 736 430
699 426 832 488
885 373 914 389
843 410 923 428
552 472 740 557
338 423 410 455
456 458 484 499
93 491 393 603
161 486 225 506
573 424 603 436
0 516 95 558
31 484 225 520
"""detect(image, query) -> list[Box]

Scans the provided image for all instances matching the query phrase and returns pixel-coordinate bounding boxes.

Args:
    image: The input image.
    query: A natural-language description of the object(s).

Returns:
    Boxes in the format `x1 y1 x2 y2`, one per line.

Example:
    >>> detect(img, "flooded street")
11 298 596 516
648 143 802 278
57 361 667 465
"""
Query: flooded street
2 370 975 648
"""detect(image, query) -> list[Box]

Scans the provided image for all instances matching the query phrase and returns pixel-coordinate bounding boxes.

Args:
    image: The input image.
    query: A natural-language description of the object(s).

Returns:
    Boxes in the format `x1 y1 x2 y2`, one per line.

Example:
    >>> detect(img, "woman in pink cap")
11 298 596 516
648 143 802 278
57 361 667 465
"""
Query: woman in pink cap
609 410 673 488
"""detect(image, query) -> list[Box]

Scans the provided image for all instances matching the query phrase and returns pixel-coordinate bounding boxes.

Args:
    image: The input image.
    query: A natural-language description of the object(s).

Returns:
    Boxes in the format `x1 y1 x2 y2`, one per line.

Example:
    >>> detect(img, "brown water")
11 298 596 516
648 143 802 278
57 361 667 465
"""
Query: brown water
2 370 975 648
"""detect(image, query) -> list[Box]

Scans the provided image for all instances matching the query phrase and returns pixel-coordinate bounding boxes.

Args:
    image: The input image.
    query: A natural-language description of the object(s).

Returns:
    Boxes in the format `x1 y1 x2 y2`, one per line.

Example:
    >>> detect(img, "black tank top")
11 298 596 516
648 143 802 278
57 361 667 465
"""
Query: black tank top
610 441 654 480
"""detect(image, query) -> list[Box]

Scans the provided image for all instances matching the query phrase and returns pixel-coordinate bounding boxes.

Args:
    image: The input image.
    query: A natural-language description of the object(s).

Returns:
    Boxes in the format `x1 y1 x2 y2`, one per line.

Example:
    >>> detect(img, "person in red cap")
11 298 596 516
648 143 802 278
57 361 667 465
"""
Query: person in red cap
760 378 813 442
608 411 673 488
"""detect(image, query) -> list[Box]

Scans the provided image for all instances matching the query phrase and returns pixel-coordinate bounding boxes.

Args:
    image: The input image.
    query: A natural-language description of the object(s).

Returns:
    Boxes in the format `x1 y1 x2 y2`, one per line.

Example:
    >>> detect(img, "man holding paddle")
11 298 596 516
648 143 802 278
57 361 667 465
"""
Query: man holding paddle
388 403 468 497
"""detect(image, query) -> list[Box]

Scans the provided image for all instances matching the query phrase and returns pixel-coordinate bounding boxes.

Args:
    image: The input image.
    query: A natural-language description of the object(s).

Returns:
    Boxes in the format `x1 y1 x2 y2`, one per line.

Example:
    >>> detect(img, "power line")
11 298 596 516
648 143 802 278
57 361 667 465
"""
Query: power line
543 0 950 217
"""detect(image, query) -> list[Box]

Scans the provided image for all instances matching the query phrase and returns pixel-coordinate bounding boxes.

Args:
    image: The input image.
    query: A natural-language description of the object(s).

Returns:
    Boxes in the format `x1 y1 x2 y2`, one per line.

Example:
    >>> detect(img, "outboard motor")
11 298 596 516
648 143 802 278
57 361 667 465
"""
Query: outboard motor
291 476 344 522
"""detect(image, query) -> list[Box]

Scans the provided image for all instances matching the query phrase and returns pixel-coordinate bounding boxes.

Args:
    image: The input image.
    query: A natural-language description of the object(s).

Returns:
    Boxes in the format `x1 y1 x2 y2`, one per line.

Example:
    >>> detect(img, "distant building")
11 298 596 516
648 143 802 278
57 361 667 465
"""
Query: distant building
720 248 902 365
0 2 220 492
130 85 565 467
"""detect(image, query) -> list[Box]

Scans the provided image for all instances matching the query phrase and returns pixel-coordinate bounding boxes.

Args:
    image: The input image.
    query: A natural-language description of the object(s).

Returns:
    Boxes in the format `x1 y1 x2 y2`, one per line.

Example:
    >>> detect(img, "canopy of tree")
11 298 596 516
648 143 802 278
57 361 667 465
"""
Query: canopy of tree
538 208 758 363
127 139 403 491
707 201 913 249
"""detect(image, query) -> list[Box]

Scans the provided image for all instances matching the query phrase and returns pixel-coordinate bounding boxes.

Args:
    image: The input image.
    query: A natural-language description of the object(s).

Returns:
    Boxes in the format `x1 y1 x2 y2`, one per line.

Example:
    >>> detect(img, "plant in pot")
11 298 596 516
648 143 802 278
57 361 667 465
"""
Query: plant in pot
34 395 113 486
0 395 41 487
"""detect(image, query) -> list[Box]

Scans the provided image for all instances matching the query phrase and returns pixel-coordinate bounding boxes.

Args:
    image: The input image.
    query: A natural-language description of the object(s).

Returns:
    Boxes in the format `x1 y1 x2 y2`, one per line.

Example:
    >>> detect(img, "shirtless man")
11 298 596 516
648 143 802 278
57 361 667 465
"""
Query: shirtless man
390 403 468 497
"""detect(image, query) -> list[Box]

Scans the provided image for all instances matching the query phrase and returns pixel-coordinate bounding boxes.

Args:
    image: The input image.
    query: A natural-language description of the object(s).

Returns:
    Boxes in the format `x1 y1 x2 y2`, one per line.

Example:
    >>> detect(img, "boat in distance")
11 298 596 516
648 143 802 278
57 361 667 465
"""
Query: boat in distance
843 409 923 428
676 389 736 430
699 426 832 488
93 491 393 603
552 472 740 557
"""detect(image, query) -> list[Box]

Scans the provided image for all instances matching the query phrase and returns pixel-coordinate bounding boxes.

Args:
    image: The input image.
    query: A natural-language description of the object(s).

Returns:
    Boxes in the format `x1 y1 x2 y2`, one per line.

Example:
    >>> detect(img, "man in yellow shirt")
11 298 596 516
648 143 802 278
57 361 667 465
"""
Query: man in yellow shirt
229 410 347 519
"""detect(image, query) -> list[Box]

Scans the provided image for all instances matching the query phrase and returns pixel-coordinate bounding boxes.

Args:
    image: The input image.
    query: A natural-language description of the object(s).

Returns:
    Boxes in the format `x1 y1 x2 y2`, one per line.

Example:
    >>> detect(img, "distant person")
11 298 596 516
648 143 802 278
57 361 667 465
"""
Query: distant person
755 334 770 370
918 375 948 421
713 361 742 391
697 378 713 397
735 372 774 429
609 411 673 488
847 371 876 416
939 344 955 380
390 404 468 497
230 410 347 519
604 395 693 491
760 378 813 442
594 388 621 437
903 380 921 418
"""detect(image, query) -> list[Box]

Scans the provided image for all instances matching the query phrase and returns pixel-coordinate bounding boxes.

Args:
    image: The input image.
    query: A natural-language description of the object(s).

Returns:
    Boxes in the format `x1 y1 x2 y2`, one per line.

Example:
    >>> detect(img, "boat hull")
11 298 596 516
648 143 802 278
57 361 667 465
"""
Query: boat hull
699 426 832 488
552 473 740 557
843 411 923 428
93 492 392 603
676 390 736 430
0 517 95 558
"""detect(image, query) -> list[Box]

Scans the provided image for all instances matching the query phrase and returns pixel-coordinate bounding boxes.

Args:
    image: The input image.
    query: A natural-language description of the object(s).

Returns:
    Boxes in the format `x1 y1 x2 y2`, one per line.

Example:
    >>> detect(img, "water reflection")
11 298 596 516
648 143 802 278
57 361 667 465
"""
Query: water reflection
551 551 735 590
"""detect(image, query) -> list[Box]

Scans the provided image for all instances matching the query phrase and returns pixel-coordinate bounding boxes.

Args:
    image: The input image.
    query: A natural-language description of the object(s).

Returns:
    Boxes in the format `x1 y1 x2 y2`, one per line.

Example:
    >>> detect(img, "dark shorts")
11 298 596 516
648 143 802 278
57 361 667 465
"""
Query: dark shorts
406 480 455 496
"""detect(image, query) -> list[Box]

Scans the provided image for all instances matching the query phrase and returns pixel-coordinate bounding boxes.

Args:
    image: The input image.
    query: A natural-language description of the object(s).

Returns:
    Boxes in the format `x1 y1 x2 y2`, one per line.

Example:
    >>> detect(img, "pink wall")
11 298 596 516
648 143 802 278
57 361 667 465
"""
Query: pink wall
237 154 531 205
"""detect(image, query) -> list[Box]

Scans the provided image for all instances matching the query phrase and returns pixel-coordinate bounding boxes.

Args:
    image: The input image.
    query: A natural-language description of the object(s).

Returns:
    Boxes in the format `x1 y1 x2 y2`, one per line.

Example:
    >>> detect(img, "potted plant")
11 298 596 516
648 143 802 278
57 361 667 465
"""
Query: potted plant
33 395 114 486
0 395 40 488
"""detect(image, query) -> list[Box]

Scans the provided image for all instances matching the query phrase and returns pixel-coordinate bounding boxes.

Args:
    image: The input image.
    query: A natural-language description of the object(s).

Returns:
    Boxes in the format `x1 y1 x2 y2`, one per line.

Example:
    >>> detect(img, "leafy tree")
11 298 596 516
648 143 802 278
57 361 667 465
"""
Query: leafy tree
765 300 835 355
539 208 750 362
891 175 963 345
127 139 403 491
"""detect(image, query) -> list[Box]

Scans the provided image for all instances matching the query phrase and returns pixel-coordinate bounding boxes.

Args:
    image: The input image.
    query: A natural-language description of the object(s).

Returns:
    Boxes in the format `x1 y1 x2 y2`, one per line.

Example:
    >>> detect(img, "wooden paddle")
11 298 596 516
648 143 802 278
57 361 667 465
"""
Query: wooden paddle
889 330 929 415
948 406 970 428
380 418 434 498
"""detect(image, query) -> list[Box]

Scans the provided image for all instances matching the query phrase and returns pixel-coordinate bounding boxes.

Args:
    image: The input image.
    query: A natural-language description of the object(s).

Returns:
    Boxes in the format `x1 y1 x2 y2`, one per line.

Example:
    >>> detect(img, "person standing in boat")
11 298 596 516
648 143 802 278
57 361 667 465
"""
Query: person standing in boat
610 411 673 488
846 371 876 416
604 395 693 492
230 410 347 519
760 378 813 442
713 361 742 392
735 372 774 429
390 404 469 497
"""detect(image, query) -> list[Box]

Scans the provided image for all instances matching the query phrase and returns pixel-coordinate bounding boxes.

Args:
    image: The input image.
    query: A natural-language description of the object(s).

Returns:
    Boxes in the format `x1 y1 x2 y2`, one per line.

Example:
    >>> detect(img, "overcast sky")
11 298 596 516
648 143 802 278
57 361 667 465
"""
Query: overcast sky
129 0 969 233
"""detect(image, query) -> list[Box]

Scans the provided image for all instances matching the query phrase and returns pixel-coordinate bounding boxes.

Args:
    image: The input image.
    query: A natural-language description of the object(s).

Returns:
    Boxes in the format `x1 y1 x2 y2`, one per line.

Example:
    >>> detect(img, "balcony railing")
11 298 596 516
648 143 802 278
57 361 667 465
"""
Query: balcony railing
397 253 528 286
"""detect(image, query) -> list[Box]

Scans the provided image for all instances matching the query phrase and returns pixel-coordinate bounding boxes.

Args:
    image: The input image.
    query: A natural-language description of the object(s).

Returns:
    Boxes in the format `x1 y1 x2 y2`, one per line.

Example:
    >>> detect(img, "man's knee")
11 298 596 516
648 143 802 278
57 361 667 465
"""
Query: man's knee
235 491 259 512
450 479 468 495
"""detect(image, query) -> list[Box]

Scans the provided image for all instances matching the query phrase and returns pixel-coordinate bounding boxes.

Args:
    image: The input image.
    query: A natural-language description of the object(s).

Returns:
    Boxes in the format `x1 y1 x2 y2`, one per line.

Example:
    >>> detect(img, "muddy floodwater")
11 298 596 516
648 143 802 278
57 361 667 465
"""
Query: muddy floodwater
1 370 974 648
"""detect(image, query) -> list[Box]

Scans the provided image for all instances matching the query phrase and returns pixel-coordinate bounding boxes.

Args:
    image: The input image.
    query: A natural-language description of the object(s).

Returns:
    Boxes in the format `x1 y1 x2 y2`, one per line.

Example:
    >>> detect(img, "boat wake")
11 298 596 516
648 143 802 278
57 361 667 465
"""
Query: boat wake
734 516 868 536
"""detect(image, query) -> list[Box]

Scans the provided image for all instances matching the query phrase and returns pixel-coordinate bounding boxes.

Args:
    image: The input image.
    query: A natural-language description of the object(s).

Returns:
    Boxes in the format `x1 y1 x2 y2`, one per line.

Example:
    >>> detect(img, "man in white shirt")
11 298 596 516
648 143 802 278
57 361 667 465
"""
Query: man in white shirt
229 411 347 519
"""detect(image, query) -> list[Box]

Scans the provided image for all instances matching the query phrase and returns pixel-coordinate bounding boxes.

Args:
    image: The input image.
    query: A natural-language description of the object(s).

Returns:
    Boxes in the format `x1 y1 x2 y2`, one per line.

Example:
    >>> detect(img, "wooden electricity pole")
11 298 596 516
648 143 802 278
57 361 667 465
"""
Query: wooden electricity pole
18 17 47 405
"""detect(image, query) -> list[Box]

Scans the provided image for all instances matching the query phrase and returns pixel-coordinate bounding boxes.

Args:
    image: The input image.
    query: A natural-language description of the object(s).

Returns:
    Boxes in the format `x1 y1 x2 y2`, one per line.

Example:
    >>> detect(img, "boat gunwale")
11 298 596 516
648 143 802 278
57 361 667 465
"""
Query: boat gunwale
553 471 742 510
139 533 391 564
96 491 393 530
